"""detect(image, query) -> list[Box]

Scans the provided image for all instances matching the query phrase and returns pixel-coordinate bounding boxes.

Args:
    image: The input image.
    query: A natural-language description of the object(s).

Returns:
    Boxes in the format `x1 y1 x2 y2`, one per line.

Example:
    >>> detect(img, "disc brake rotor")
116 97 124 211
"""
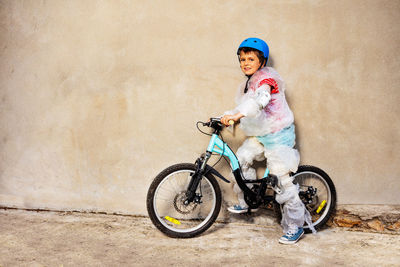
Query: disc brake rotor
174 191 198 214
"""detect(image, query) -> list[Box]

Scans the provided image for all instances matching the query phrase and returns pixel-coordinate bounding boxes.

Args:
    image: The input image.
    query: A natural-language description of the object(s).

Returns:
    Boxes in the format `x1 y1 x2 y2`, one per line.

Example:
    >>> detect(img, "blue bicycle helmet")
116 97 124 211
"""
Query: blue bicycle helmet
237 37 269 64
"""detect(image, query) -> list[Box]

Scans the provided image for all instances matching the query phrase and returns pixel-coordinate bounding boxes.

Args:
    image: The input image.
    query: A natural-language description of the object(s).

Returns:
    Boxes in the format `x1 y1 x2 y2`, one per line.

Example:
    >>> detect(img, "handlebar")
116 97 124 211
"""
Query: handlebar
197 118 235 135
202 118 235 127
199 118 218 127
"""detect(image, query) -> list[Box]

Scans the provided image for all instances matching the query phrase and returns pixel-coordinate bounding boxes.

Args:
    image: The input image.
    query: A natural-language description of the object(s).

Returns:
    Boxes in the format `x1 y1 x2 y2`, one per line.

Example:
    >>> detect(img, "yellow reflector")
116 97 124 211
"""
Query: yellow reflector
165 216 181 225
316 200 327 214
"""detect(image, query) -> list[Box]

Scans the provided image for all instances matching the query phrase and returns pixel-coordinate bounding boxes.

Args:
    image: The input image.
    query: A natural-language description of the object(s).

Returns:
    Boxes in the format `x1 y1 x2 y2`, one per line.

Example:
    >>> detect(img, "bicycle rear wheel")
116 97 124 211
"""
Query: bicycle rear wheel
146 163 222 238
292 165 336 233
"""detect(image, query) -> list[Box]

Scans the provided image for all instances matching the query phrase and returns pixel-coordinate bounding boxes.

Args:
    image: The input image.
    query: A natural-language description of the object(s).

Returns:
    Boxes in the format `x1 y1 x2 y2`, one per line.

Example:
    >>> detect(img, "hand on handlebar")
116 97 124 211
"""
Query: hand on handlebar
220 113 245 126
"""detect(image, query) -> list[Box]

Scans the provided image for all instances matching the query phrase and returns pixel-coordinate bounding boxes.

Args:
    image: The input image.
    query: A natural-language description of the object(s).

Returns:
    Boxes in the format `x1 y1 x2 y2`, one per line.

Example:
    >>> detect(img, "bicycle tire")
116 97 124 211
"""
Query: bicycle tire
146 163 222 238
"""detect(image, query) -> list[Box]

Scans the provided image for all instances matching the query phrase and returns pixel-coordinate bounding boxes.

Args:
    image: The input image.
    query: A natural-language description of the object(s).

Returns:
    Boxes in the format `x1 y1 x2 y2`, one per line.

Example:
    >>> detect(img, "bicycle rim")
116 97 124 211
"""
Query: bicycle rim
292 171 332 229
153 169 217 234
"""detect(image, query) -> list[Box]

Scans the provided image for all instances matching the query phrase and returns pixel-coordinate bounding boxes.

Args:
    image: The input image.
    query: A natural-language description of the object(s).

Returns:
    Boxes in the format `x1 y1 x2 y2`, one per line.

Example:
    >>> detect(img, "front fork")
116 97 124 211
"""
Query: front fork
185 152 211 203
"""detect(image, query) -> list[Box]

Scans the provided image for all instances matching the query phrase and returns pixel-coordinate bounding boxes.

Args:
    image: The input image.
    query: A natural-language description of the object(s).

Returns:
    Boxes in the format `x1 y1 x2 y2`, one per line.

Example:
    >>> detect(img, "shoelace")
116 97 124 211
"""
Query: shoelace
285 229 298 237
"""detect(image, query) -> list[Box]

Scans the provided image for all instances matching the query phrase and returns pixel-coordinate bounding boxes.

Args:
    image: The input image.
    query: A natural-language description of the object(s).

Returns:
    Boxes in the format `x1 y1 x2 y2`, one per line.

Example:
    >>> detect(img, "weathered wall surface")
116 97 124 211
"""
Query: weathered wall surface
1 0 399 215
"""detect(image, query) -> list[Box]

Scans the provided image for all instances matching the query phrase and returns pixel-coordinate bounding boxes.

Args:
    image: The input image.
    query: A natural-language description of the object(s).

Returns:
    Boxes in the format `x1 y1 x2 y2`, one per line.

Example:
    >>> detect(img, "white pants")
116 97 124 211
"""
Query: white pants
234 137 309 233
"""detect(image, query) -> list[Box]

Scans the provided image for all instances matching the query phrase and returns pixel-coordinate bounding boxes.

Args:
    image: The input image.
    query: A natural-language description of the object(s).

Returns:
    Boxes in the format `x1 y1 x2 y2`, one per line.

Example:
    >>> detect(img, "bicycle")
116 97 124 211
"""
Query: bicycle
146 118 336 238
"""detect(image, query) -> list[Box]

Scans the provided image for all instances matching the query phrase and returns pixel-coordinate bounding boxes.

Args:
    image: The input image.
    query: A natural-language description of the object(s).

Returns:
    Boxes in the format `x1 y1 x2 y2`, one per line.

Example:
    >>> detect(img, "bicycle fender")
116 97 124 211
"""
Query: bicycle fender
205 165 230 183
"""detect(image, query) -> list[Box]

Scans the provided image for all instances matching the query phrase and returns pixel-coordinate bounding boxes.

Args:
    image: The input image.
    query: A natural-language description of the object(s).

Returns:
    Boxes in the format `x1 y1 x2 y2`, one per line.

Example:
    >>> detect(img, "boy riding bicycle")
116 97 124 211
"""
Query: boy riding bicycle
220 38 314 244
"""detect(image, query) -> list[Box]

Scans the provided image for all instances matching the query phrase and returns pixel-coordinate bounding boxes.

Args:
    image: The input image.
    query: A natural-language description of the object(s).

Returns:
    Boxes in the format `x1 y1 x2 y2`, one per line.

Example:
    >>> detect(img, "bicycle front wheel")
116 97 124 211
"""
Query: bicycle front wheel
146 163 222 238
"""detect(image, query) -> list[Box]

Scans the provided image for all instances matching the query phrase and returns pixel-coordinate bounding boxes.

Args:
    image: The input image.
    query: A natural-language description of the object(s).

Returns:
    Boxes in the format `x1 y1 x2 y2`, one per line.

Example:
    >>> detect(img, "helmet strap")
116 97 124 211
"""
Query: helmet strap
244 75 251 94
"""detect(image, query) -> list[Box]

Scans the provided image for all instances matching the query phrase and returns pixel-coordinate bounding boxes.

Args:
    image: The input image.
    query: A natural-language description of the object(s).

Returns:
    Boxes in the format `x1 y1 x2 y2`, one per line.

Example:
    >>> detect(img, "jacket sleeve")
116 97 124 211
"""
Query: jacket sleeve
236 84 271 117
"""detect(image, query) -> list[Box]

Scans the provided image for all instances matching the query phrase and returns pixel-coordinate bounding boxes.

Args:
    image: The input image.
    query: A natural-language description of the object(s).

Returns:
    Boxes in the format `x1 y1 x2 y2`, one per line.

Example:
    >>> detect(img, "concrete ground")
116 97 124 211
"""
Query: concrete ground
0 209 399 267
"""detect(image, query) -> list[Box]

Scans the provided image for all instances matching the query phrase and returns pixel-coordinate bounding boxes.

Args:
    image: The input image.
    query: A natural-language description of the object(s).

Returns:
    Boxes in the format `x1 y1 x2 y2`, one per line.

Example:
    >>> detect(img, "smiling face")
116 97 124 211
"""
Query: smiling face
239 50 263 76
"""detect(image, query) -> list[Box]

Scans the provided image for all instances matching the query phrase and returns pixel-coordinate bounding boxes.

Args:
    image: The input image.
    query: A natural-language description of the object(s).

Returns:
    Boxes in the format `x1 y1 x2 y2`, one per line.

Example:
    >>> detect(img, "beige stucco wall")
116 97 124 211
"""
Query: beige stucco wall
1 0 399 215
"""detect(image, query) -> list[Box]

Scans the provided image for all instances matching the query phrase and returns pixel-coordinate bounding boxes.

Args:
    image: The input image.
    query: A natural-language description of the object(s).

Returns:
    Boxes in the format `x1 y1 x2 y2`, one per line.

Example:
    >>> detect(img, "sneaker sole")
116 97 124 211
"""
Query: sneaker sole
227 208 259 214
278 231 304 245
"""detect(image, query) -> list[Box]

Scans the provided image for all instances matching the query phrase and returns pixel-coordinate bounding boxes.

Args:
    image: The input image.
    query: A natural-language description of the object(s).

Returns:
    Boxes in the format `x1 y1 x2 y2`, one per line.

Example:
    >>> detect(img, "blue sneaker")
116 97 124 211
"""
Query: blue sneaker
279 228 304 244
227 205 258 214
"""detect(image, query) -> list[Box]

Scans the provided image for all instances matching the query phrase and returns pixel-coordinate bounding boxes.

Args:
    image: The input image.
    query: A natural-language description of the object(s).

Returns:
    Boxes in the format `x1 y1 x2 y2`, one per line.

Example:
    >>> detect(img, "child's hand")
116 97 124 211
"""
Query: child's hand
221 113 244 126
